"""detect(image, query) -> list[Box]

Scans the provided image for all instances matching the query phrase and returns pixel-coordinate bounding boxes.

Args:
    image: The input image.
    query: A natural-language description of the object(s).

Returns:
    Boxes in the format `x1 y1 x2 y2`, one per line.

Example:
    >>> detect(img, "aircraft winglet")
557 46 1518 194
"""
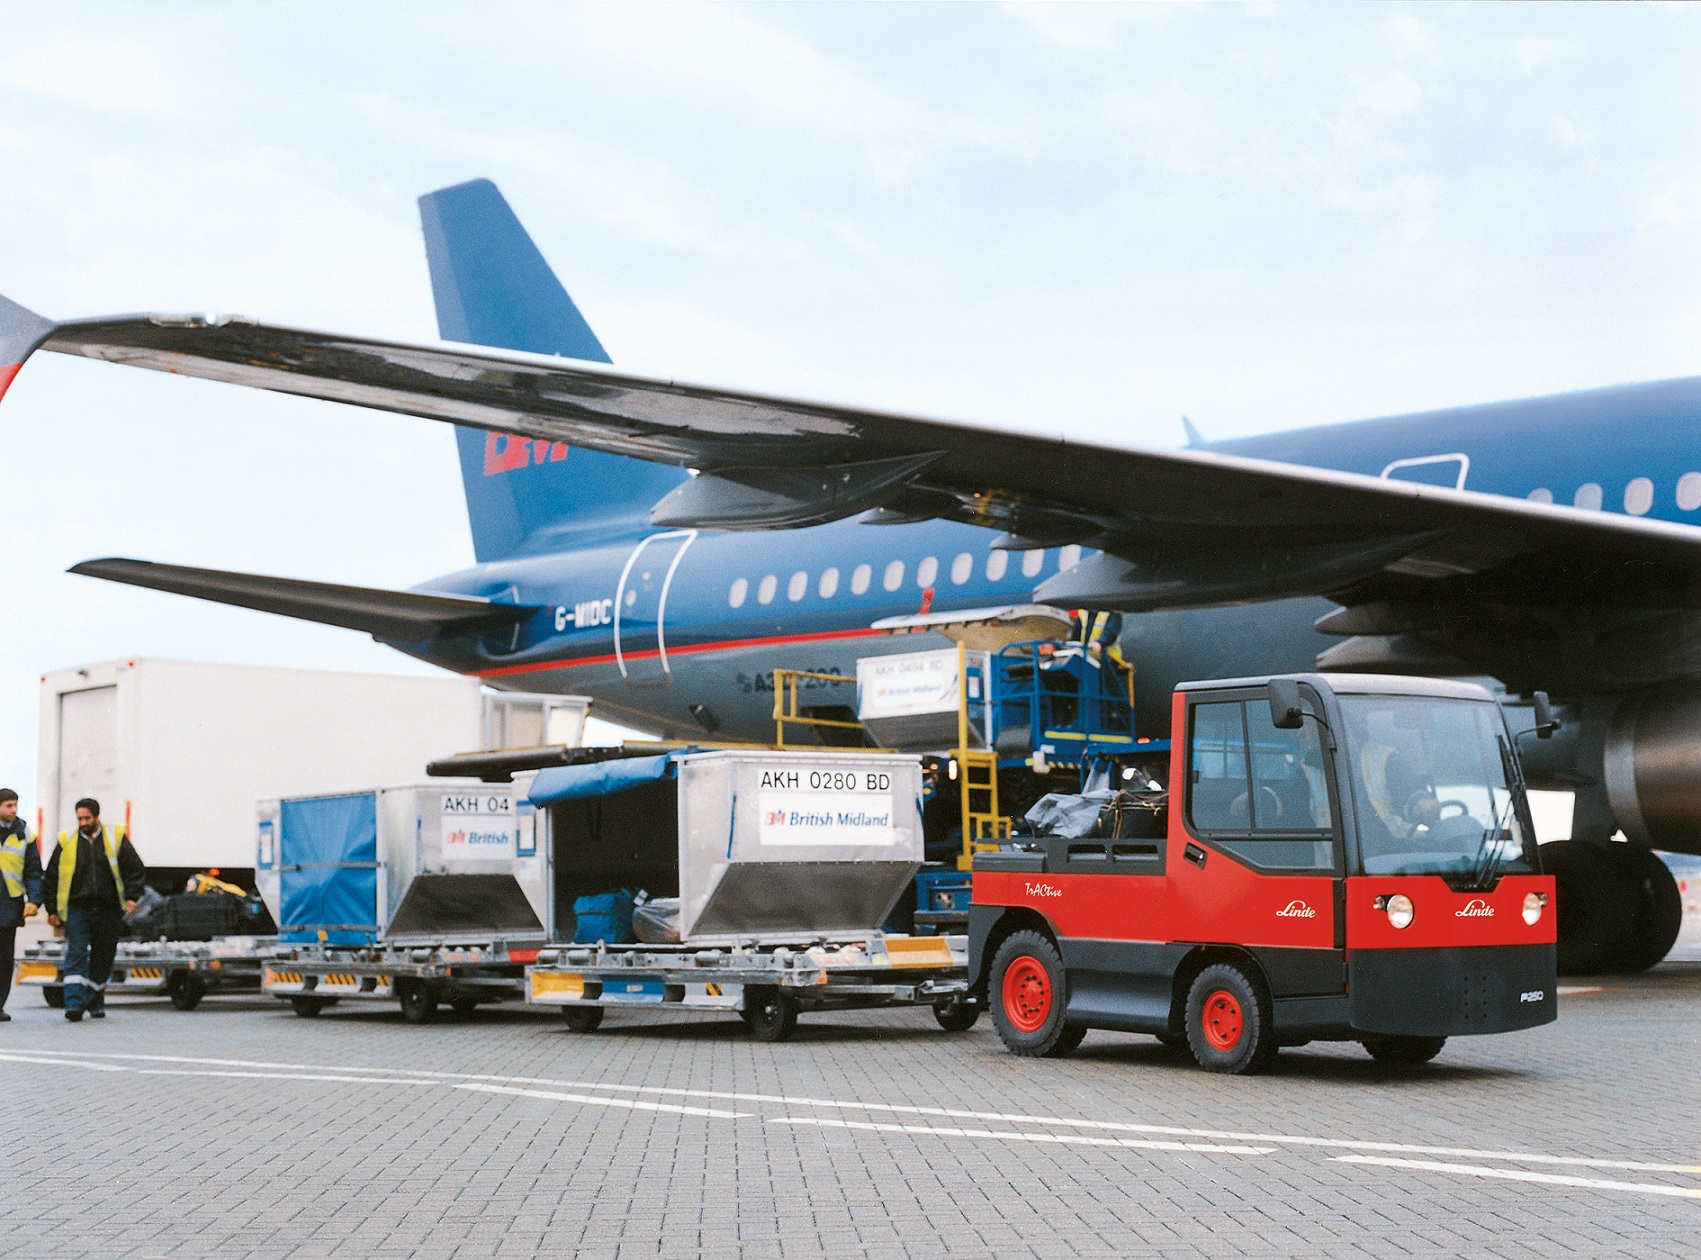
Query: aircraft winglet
1181 415 1207 448
0 295 55 402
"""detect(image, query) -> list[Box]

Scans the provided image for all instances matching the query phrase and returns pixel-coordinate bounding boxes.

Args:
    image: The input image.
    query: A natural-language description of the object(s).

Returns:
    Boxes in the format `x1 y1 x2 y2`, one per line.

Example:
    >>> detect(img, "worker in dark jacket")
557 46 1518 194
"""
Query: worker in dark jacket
42 798 145 1022
0 788 45 1022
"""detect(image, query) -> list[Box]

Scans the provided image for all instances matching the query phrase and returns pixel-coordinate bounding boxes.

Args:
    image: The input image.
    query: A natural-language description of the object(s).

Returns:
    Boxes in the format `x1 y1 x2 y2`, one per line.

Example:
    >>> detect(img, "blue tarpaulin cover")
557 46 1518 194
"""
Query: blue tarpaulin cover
279 792 379 946
528 753 680 805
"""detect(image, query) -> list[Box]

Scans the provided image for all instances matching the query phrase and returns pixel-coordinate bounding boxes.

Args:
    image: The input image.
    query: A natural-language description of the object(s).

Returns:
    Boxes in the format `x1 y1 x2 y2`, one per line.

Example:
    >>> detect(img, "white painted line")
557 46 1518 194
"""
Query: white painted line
773 1116 1273 1155
42 1050 1701 1175
138 1069 437 1087
1558 985 1606 995
0 1052 131 1072
455 1082 750 1120
1336 1155 1701 1199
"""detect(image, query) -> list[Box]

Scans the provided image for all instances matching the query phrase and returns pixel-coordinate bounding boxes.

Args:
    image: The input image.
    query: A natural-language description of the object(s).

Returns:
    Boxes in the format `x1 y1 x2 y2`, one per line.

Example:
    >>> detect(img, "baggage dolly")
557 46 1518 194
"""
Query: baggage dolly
526 932 975 1041
14 936 277 1011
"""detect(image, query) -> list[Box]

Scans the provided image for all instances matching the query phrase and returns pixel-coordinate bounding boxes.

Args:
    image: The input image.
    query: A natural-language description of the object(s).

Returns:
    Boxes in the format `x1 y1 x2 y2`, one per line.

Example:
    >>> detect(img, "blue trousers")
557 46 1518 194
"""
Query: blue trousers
63 905 123 1015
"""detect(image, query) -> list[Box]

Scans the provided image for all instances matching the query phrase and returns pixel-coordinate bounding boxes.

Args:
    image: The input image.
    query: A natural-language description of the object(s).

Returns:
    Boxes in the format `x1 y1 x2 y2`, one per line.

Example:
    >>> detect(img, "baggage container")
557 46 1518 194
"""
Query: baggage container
256 783 547 1023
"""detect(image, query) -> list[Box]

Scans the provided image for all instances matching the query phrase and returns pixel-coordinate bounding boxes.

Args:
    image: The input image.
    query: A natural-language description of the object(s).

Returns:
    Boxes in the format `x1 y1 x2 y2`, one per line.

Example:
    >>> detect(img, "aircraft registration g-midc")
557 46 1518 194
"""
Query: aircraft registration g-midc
2 178 1698 969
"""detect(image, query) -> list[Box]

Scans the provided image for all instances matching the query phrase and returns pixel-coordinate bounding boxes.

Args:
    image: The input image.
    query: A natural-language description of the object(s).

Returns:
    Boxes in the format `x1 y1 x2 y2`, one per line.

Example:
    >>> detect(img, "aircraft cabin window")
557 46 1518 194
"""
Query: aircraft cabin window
1625 478 1654 516
917 557 939 587
883 560 906 592
757 574 777 605
851 564 872 595
788 571 808 601
728 578 748 609
1059 544 1082 571
1021 550 1045 578
1680 472 1701 512
986 550 1009 581
951 553 973 585
819 567 840 598
1527 488 1553 504
1574 483 1603 511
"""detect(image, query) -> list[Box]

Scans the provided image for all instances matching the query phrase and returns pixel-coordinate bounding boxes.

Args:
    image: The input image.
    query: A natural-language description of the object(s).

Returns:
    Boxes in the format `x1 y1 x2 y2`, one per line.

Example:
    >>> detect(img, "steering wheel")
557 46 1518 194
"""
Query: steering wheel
1230 786 1284 822
1435 799 1470 820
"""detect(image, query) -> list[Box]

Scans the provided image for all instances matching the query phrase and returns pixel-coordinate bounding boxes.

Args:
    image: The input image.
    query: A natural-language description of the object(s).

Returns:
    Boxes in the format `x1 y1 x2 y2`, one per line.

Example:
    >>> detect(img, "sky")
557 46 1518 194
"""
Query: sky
2 1 1700 801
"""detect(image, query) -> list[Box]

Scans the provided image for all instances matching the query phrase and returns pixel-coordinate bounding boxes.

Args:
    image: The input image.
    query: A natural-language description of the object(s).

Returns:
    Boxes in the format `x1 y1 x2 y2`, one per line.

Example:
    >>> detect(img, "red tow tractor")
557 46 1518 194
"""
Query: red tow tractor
970 674 1558 1072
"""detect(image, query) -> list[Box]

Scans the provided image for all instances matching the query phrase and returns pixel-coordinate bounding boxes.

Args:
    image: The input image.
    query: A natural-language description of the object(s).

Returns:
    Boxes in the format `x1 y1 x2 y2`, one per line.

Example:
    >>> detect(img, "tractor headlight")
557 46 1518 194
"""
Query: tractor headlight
1522 891 1547 925
1384 893 1415 930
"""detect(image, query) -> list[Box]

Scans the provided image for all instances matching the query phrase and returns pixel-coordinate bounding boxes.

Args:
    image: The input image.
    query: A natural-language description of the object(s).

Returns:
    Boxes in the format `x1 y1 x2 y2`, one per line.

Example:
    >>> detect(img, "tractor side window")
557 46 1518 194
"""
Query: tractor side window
1245 700 1332 830
1189 701 1248 833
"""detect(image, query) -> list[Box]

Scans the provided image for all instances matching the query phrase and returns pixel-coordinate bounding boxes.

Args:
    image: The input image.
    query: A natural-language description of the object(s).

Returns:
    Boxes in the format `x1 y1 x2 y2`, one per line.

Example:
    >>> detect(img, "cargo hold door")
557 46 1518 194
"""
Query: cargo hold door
614 529 696 685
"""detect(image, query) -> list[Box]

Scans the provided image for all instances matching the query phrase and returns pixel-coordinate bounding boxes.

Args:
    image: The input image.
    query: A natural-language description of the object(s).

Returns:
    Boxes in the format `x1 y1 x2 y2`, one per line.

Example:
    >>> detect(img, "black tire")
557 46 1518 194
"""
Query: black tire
743 987 799 1043
1545 840 1639 975
1184 962 1278 1075
168 972 207 1012
1612 845 1683 973
396 979 438 1025
42 985 65 1009
290 996 327 1018
931 994 980 1032
1361 1033 1447 1066
561 1006 604 1034
988 930 1086 1058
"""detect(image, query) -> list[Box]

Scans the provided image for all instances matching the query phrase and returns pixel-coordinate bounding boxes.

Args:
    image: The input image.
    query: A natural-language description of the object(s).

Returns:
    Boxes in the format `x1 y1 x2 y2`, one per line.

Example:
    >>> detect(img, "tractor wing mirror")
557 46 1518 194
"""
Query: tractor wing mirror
1267 679 1305 730
1532 691 1560 740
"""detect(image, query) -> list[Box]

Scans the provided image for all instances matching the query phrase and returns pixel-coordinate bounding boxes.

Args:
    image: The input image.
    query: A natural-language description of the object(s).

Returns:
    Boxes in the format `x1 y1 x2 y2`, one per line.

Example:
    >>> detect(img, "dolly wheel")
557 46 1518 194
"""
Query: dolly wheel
931 994 980 1032
42 985 65 1010
1361 1034 1447 1066
1184 962 1277 1074
989 930 1086 1058
743 987 799 1043
290 996 328 1018
396 979 438 1025
168 972 207 1012
562 1006 604 1034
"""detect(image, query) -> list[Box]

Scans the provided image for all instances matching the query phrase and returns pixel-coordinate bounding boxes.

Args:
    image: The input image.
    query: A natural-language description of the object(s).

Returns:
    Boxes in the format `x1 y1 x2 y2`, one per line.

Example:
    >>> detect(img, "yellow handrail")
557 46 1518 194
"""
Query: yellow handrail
772 668 863 748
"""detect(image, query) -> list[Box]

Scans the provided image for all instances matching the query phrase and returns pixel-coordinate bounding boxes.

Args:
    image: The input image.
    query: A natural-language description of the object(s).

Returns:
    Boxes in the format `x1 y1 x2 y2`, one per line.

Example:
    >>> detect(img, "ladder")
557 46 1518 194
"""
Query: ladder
954 641 1013 870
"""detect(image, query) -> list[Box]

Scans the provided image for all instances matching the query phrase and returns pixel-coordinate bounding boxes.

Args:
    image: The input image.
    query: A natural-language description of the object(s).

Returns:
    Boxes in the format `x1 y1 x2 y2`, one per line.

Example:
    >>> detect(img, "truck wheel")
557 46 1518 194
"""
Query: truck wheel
290 996 328 1018
1184 962 1277 1074
396 979 438 1025
43 985 65 1009
743 987 799 1043
168 973 207 1012
562 1006 604 1034
931 994 980 1032
989 931 1086 1058
1361 1034 1447 1066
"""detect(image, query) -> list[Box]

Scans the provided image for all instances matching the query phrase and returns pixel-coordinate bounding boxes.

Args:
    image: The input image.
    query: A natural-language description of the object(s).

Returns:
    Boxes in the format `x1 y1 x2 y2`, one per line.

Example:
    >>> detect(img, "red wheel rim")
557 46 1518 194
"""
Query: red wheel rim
1002 955 1052 1033
1201 989 1243 1051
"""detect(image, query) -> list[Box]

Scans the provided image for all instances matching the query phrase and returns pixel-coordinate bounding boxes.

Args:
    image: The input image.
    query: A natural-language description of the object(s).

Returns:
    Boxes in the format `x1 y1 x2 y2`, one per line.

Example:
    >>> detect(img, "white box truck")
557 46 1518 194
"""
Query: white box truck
34 657 588 888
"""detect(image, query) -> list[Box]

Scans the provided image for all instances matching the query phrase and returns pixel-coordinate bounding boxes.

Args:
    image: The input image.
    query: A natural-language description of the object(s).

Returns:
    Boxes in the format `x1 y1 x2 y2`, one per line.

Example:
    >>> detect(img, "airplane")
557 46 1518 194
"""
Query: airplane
1 178 1695 975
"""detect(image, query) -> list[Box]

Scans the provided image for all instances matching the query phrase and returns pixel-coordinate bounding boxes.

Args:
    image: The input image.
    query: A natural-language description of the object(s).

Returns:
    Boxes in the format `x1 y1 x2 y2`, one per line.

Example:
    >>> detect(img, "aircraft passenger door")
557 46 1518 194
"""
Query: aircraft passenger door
614 530 697 685
1380 453 1469 490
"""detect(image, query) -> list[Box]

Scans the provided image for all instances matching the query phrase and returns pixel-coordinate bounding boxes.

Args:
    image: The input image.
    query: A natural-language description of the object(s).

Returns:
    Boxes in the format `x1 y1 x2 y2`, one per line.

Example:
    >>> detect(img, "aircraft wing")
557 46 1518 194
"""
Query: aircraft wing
13 299 1701 617
69 558 538 643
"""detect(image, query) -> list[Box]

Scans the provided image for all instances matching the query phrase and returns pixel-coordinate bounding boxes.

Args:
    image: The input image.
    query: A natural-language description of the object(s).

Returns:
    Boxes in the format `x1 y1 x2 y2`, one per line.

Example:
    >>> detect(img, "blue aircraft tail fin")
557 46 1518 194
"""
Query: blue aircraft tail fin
418 179 685 561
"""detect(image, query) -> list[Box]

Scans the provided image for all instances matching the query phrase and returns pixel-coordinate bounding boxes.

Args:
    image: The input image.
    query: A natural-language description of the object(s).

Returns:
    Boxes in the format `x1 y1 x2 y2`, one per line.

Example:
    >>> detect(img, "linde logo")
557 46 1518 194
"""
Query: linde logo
1275 900 1316 919
1025 882 1062 898
1456 899 1495 918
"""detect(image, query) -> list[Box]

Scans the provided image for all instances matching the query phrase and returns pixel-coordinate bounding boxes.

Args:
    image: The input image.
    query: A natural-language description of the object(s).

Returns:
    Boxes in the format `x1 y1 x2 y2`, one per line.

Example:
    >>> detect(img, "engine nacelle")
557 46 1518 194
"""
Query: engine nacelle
1603 682 1701 855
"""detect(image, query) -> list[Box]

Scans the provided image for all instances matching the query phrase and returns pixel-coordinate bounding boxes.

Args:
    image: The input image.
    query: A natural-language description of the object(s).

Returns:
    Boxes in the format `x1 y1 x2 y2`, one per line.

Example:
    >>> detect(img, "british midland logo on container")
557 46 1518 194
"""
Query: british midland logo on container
1456 898 1495 917
1275 900 1316 918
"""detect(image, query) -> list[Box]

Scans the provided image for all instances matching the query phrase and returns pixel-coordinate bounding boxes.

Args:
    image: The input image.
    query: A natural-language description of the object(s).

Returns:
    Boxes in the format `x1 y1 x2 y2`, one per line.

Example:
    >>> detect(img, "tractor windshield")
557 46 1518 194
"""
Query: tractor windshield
1337 695 1538 883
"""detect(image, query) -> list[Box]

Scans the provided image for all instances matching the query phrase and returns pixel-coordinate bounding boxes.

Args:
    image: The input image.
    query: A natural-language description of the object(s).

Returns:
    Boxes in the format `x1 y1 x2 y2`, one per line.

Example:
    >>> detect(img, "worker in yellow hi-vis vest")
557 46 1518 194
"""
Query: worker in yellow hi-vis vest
41 798 145 1022
0 788 45 1023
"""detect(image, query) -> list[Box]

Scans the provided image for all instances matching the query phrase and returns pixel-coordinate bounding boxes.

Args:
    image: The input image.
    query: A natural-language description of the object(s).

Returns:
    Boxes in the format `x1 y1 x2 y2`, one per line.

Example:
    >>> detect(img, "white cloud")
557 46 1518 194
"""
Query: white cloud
0 36 183 112
1513 35 1578 76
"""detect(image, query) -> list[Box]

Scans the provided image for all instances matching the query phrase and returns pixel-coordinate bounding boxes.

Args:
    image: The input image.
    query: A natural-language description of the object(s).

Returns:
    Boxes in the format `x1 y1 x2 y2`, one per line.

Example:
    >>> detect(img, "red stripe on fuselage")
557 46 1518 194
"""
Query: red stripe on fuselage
0 363 22 400
473 626 889 678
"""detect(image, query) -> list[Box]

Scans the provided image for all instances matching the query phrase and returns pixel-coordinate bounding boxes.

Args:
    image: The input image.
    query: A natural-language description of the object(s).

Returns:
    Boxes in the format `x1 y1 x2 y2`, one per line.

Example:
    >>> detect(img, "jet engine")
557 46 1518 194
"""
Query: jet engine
1604 682 1701 855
